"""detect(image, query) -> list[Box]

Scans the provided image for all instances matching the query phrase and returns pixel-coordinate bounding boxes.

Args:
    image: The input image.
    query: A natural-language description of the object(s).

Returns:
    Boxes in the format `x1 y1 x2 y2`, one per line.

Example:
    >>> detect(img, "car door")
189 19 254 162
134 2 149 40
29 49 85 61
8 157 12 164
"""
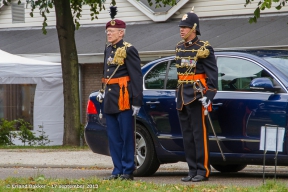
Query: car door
211 55 288 155
143 59 183 151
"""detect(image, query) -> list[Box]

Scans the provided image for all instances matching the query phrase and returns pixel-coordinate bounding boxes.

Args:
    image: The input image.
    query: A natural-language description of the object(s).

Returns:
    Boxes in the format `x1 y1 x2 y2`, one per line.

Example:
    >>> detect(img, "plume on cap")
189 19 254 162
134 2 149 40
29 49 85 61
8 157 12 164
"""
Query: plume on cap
106 6 125 29
110 6 117 19
190 6 194 13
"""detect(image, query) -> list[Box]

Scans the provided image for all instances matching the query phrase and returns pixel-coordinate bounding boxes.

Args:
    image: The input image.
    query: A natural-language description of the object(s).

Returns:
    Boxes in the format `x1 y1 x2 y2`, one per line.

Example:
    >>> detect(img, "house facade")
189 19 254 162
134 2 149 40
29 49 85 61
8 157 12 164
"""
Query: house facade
1 0 288 125
1 0 288 28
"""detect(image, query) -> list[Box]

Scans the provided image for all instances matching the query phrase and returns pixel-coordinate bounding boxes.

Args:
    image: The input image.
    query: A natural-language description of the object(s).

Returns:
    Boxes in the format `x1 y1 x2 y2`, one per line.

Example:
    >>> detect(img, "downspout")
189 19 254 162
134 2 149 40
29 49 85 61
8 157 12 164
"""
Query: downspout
78 64 83 146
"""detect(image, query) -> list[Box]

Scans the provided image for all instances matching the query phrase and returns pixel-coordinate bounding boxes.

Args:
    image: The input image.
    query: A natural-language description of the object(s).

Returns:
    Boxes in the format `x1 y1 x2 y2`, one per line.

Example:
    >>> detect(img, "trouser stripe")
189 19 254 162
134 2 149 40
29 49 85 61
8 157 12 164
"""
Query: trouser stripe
202 107 210 177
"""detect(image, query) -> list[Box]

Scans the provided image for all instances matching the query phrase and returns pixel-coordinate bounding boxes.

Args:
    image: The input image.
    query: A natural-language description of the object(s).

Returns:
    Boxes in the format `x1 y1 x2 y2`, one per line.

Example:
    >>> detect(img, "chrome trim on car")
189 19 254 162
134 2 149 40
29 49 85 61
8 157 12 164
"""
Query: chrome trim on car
209 137 260 142
158 134 260 142
157 134 181 139
146 101 160 104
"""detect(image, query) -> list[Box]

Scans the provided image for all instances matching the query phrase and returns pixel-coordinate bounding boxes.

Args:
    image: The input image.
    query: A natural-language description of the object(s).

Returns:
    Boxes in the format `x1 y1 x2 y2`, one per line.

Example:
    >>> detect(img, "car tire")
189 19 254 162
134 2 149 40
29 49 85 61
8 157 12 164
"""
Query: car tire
211 164 247 173
133 124 160 177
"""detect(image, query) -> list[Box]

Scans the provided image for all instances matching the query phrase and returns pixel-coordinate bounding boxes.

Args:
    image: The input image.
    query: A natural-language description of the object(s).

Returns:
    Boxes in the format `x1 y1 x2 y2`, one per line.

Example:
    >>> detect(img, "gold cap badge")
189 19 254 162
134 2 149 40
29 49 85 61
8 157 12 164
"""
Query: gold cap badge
182 14 188 21
110 20 115 26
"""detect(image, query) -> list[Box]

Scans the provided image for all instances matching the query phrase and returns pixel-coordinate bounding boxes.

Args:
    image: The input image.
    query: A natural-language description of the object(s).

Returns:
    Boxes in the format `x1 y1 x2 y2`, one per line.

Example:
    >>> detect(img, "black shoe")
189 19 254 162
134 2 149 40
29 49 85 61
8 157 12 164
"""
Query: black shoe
181 175 195 182
103 175 119 180
120 174 134 181
192 175 209 182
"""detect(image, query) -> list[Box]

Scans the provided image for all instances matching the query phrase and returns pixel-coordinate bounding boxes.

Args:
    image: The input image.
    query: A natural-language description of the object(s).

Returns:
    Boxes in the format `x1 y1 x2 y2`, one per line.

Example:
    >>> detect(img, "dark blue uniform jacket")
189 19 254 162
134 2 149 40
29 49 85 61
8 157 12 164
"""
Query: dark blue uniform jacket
175 36 218 110
103 39 143 114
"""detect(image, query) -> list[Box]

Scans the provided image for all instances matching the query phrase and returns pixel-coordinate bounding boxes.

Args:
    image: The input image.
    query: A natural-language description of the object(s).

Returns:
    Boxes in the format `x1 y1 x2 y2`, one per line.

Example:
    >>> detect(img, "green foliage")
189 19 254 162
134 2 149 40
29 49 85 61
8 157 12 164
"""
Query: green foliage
16 119 52 146
0 119 51 146
0 119 17 145
245 0 287 23
16 119 37 146
1 0 11 6
37 124 52 146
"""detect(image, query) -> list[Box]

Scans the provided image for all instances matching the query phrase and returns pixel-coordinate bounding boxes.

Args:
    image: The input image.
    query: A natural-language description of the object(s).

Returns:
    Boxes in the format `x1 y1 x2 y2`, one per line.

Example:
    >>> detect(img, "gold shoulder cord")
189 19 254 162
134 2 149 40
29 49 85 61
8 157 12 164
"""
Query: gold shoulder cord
112 42 131 65
101 42 131 93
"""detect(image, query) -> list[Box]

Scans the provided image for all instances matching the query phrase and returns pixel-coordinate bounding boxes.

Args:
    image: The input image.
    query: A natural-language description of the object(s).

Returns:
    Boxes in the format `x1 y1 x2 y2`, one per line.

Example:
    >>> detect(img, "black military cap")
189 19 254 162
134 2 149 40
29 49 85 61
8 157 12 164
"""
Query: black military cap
179 8 201 36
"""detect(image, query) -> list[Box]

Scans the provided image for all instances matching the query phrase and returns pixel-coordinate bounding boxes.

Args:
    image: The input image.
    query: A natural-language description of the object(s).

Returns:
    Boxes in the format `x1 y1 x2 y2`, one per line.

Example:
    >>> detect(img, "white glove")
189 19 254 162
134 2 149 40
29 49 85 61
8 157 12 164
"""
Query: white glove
96 91 105 102
132 105 140 116
175 97 177 103
199 96 211 108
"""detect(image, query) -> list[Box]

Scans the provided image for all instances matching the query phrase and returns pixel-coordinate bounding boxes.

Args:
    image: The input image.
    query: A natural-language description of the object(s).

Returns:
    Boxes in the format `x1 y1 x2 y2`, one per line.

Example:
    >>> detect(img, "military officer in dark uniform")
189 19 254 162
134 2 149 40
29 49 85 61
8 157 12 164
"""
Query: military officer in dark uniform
175 8 218 182
97 8 143 181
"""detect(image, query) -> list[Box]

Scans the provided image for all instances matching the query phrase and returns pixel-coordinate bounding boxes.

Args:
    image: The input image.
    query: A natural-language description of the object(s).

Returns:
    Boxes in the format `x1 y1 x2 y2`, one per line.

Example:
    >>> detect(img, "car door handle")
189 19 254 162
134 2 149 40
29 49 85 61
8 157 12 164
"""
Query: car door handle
146 101 160 104
213 103 223 106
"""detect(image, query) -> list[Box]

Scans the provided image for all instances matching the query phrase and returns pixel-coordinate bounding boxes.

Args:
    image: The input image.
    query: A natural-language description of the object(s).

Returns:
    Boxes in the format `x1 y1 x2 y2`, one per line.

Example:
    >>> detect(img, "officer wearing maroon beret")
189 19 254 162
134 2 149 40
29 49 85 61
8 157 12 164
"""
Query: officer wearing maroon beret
97 7 143 181
175 8 218 182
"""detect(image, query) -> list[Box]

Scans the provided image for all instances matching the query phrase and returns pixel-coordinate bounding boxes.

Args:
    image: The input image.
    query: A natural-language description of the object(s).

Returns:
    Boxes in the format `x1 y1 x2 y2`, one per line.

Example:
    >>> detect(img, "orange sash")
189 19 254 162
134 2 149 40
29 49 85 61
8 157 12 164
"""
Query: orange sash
102 76 130 110
178 73 206 81
178 73 212 112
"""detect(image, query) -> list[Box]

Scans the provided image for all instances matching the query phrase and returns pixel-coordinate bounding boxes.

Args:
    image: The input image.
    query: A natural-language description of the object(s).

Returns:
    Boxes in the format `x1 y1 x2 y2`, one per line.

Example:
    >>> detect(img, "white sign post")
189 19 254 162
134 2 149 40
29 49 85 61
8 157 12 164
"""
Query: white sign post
259 124 285 184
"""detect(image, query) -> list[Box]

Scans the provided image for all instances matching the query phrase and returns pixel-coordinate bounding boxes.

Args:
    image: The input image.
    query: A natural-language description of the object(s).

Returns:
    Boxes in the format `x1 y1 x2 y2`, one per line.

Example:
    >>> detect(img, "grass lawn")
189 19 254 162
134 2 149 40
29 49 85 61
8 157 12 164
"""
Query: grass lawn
1 176 288 192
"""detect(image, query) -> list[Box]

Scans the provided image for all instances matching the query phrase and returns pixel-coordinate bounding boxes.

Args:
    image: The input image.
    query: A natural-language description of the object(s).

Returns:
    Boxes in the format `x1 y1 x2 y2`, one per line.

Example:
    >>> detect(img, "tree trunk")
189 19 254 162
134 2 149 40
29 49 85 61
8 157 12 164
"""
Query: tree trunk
54 0 80 146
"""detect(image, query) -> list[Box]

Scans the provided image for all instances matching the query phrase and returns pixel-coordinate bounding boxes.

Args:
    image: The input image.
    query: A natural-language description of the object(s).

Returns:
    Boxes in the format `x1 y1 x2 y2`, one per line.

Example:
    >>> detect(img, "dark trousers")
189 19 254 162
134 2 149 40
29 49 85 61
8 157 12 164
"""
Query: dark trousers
106 109 134 175
178 101 211 177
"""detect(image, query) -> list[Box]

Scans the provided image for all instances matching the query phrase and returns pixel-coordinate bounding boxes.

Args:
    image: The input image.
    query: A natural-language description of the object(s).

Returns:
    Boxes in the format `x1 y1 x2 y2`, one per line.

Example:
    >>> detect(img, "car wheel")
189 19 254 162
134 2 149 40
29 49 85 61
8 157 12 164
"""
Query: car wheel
133 124 160 176
211 164 247 172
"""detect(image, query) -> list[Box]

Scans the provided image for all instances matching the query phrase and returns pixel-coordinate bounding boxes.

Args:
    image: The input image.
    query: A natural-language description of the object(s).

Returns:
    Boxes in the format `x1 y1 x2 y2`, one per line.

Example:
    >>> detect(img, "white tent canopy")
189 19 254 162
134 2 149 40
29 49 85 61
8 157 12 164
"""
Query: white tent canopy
0 49 63 145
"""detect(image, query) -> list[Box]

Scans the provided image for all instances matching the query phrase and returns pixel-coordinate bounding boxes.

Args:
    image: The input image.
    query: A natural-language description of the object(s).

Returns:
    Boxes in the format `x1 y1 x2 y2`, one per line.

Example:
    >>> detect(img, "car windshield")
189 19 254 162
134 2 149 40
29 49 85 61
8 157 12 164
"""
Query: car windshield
263 56 288 78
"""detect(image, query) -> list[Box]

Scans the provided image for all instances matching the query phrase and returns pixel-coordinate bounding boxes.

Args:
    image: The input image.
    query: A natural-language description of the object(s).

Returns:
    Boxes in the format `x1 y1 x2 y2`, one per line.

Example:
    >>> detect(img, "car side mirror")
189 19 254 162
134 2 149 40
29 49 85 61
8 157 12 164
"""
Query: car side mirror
249 77 281 93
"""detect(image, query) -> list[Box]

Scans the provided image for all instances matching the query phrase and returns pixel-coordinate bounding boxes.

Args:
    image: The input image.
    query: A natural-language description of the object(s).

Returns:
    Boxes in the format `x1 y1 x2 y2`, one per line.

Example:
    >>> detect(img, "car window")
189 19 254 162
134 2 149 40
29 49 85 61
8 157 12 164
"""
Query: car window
217 57 276 92
263 56 288 79
145 61 168 89
166 60 178 89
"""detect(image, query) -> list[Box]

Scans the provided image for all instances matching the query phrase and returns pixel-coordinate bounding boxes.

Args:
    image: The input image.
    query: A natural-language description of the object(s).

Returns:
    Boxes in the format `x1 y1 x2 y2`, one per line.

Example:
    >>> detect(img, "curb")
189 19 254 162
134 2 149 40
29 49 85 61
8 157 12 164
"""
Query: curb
0 164 113 169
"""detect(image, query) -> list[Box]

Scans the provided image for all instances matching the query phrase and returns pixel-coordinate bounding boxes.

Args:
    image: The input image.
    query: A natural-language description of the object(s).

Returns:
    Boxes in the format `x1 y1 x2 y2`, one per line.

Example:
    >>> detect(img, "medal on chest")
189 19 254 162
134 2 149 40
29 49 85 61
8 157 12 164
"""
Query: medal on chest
181 59 196 68
107 56 113 65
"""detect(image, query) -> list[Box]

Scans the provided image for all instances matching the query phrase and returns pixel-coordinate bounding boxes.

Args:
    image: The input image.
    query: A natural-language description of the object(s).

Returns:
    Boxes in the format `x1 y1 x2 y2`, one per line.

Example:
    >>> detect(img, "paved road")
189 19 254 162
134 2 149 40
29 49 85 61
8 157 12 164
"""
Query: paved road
0 149 287 187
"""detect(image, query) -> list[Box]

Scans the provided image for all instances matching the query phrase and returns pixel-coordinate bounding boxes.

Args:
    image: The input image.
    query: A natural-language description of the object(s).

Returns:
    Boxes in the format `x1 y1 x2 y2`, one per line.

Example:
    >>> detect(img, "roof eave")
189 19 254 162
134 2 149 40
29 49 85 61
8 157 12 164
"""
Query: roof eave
127 0 188 22
17 44 288 64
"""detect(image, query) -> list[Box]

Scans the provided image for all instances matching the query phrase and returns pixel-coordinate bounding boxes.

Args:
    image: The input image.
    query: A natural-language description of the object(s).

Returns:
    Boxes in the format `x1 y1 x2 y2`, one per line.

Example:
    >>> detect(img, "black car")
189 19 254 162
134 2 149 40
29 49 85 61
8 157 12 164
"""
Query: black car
85 50 288 176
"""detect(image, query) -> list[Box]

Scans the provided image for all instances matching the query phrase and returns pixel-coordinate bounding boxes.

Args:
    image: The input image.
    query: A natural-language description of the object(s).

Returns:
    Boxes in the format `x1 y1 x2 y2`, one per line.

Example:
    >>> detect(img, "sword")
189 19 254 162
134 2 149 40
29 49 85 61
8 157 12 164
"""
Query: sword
134 114 138 171
195 80 226 161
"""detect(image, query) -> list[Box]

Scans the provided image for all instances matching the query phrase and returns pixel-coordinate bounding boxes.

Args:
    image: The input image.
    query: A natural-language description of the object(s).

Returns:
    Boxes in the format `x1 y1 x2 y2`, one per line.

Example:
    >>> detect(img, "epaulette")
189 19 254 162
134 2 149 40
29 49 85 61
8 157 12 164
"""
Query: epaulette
123 41 132 47
111 42 131 65
199 40 210 47
196 41 210 59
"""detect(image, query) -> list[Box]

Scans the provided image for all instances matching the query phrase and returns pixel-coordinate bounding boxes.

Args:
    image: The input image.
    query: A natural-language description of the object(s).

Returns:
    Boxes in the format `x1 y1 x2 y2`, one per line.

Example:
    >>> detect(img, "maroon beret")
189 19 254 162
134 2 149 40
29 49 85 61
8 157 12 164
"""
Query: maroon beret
106 19 126 29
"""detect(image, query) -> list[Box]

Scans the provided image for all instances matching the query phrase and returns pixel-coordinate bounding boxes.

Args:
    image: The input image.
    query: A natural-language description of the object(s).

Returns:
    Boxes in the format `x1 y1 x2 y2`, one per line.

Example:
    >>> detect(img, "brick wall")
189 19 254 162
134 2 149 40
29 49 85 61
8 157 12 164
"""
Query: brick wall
80 63 103 124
